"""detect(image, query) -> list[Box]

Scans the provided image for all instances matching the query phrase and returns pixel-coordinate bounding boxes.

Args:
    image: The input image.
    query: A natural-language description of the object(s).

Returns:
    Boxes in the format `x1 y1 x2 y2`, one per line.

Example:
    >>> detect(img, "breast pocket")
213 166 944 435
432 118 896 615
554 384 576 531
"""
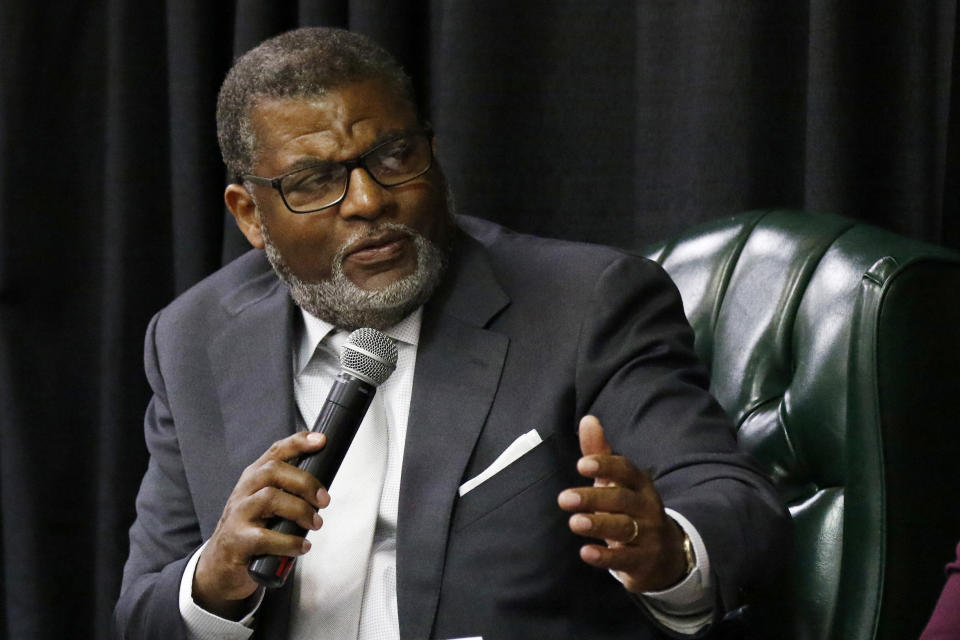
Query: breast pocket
452 434 560 531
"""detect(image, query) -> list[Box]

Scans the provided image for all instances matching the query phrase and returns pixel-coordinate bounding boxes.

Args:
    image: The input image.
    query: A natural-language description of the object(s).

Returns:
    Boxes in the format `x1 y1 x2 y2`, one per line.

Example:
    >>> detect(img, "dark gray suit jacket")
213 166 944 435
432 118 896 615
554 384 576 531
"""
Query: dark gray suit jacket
115 216 789 639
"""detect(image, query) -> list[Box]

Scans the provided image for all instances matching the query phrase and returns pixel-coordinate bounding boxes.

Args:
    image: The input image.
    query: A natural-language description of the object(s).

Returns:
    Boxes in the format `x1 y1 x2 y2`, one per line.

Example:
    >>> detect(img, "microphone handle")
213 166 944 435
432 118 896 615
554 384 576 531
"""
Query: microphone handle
248 373 376 588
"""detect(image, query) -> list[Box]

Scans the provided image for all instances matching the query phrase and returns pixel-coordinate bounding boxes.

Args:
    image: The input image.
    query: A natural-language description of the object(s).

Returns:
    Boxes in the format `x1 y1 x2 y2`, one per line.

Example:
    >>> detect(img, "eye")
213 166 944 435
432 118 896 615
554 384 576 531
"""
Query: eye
374 139 417 174
283 166 340 193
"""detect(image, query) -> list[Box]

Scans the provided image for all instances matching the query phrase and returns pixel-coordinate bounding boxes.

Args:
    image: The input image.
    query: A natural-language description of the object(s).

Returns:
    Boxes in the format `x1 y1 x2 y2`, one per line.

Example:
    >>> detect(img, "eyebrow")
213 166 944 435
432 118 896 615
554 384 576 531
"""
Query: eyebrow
280 156 338 175
278 128 416 175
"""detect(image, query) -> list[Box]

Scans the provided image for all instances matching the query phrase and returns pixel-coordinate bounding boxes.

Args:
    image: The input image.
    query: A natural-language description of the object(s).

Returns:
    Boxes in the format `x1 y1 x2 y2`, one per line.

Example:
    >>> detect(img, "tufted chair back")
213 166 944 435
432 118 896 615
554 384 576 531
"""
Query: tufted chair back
645 210 960 640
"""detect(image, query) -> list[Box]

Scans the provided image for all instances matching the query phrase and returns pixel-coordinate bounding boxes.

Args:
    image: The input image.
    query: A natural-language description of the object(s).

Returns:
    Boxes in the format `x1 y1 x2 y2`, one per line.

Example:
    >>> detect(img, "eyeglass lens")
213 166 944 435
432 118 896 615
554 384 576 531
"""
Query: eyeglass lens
280 134 431 212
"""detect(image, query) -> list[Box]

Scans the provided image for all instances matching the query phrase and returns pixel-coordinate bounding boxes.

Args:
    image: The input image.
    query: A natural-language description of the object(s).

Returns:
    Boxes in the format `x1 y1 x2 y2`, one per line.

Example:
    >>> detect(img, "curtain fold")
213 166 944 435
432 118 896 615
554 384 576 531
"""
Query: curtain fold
1 2 958 638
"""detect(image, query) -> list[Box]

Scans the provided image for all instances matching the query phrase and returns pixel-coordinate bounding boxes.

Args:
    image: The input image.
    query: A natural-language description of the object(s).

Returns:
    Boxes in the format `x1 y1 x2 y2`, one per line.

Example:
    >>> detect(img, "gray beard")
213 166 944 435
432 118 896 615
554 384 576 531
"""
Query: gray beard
261 221 448 331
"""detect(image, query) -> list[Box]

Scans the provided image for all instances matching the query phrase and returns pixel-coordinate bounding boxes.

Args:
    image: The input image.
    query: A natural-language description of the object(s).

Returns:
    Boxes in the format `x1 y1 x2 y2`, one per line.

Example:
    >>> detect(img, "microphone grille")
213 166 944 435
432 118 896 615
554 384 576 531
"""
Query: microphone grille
341 328 399 386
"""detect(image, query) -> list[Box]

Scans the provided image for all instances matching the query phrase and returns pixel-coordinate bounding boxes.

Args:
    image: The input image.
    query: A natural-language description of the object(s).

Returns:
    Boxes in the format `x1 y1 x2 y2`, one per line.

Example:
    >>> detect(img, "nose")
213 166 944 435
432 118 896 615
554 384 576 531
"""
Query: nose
337 166 388 220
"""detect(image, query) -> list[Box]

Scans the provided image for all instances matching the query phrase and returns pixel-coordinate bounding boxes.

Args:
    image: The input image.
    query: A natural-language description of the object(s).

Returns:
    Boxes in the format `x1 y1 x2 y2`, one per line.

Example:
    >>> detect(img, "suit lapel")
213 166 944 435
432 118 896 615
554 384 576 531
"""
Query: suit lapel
208 266 298 485
207 263 298 639
397 231 510 640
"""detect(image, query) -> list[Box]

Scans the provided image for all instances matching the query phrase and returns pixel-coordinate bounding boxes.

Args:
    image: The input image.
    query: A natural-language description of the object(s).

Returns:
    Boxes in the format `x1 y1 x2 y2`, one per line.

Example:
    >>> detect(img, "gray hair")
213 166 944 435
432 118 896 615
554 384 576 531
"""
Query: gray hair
216 27 417 183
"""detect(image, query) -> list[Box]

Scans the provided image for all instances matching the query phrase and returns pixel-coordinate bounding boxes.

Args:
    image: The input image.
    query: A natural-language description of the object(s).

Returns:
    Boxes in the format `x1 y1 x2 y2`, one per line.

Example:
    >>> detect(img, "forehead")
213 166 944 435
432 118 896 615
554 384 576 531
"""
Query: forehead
249 79 419 172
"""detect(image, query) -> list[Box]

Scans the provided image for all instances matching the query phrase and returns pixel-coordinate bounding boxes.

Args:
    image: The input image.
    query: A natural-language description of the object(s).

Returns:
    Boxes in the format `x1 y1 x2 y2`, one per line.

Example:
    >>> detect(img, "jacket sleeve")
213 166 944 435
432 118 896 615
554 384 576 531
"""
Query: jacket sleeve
114 310 202 640
574 253 792 615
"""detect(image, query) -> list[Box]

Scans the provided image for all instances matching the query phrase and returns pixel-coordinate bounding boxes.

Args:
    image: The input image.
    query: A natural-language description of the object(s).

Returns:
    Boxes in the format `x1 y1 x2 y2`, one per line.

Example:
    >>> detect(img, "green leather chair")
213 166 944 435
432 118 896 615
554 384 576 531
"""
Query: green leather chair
645 210 960 640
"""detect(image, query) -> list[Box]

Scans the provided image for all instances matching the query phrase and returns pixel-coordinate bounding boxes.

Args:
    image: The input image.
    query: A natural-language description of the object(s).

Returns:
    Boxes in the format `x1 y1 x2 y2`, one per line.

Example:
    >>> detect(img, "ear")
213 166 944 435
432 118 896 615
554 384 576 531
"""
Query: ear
225 184 265 249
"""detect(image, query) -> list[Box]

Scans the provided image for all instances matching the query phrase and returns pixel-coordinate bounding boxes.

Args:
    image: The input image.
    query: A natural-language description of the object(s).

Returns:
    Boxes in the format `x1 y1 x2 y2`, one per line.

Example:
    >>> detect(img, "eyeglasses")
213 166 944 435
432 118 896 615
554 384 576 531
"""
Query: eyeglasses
242 130 434 214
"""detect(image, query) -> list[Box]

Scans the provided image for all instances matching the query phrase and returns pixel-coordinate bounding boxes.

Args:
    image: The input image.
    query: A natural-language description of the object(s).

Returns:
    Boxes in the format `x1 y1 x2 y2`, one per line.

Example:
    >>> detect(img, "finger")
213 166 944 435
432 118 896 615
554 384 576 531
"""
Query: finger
557 485 657 516
233 524 315 560
237 454 326 509
567 512 641 544
576 454 650 490
316 486 331 509
256 431 327 466
579 543 648 573
233 486 324 532
578 415 612 457
578 539 680 594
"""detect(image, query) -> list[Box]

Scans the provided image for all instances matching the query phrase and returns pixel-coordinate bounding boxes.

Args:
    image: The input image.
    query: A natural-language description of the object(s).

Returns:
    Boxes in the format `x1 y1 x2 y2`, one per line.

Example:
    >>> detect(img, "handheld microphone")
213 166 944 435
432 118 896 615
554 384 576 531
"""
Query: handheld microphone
248 327 398 588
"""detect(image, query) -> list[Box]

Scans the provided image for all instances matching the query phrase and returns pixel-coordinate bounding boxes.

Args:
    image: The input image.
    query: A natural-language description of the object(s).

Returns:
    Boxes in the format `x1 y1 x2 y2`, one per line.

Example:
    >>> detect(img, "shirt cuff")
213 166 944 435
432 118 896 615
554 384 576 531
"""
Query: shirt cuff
178 541 264 640
610 508 715 635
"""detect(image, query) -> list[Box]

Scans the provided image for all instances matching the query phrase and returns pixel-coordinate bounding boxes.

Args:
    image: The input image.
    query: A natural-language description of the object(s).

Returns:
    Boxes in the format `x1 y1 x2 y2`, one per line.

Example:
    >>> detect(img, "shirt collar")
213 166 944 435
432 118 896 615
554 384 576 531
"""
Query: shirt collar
296 307 423 376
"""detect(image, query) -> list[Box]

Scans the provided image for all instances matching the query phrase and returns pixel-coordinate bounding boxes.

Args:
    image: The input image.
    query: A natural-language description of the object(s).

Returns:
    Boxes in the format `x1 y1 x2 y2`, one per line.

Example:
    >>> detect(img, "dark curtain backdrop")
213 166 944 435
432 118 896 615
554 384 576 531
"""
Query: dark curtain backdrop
1 1 957 638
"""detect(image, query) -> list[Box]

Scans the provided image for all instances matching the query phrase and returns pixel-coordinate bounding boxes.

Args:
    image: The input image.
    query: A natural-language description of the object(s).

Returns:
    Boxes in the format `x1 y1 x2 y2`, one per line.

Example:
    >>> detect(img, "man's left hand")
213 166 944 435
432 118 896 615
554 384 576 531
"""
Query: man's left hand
558 415 688 593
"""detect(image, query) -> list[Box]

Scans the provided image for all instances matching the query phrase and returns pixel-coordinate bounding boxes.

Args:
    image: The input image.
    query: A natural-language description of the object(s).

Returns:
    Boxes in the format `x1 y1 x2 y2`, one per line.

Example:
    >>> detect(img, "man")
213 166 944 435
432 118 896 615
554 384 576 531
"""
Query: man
115 27 789 640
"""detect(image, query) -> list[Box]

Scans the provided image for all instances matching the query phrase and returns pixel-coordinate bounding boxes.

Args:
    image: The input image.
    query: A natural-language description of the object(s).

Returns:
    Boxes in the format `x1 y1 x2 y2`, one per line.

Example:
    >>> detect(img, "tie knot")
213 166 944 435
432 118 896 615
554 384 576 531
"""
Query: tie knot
326 329 349 357
300 330 347 380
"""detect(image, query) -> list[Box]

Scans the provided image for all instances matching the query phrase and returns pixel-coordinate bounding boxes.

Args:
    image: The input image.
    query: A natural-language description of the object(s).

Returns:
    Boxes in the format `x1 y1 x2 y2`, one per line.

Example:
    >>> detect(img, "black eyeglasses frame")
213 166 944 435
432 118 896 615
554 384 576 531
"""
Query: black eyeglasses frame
241 128 434 214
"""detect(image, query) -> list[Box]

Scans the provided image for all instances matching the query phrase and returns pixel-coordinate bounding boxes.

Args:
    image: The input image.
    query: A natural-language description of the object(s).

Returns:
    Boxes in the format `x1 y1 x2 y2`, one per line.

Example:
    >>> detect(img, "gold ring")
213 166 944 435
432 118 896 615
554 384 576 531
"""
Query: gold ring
626 517 640 544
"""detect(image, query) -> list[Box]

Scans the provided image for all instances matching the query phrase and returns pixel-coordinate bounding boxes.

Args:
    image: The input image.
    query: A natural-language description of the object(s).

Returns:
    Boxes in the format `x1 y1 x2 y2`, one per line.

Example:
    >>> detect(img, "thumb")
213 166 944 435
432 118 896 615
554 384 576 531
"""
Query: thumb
578 415 612 457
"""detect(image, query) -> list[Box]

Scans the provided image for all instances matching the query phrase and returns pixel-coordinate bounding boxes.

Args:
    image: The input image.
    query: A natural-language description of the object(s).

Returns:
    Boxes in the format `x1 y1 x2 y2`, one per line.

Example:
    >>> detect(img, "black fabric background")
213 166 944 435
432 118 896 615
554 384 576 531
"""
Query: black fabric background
0 2 957 638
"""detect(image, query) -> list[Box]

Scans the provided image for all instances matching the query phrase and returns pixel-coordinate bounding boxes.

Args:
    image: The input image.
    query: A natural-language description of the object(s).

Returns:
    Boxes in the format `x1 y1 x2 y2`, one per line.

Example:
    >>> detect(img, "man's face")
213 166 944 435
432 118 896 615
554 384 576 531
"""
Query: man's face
225 79 453 328
232 79 451 290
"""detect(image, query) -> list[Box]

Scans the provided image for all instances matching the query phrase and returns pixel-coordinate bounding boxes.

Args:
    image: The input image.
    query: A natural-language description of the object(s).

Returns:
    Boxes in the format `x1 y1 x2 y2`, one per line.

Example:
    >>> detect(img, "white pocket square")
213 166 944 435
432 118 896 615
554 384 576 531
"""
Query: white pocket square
458 429 543 497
